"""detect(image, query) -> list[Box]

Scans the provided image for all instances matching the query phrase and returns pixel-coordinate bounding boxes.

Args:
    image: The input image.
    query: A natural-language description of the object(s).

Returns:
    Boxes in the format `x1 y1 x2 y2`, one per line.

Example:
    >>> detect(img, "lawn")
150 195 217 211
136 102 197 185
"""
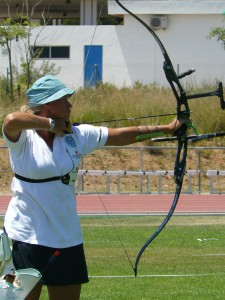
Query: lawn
38 215 225 299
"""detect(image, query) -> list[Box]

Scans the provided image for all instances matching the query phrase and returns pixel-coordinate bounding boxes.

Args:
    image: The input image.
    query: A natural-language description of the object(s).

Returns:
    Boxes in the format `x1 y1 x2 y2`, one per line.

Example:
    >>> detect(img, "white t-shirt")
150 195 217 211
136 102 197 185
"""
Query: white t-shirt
2 124 108 248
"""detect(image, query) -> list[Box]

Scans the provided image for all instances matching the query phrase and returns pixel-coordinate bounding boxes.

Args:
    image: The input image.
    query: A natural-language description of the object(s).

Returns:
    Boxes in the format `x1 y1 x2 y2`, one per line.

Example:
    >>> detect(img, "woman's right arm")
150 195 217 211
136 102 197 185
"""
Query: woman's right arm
3 112 51 142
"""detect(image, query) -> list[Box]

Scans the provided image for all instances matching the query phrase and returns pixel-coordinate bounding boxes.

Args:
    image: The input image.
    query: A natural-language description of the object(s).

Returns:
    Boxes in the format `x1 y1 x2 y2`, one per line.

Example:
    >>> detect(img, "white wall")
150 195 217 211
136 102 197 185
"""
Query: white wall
0 13 224 89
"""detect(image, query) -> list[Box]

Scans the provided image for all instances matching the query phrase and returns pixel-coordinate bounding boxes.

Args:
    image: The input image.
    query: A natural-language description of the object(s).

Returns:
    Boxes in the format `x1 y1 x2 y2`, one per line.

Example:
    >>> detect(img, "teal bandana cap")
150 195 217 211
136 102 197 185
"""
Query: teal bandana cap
27 75 75 108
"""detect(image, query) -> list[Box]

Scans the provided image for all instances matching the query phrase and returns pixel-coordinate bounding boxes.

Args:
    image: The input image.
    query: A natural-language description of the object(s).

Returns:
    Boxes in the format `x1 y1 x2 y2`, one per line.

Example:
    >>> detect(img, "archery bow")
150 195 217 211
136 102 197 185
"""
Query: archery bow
114 0 225 276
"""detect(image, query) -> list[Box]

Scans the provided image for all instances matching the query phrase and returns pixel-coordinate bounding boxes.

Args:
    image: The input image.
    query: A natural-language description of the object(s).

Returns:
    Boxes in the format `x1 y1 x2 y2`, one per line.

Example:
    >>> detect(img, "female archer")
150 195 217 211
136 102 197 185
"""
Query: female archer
2 75 183 300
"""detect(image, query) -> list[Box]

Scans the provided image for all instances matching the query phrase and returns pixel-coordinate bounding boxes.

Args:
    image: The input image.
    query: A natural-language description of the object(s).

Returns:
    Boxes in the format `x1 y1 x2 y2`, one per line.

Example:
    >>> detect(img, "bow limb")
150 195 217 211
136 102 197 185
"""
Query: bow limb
133 136 187 276
134 181 184 276
114 0 191 119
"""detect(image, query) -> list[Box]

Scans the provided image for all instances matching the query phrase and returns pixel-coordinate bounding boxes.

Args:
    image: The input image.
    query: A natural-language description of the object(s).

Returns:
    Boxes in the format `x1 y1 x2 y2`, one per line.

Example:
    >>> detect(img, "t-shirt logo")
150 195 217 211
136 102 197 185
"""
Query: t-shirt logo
65 136 76 147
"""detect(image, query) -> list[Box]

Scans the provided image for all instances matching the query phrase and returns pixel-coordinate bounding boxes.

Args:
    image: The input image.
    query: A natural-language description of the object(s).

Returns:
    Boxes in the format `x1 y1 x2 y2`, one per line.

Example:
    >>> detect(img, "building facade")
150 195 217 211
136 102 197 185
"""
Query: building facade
0 0 224 89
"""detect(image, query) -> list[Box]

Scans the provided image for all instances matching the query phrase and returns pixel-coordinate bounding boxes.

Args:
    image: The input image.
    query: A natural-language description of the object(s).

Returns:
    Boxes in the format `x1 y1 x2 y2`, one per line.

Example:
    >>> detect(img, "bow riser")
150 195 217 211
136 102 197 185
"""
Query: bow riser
174 139 188 184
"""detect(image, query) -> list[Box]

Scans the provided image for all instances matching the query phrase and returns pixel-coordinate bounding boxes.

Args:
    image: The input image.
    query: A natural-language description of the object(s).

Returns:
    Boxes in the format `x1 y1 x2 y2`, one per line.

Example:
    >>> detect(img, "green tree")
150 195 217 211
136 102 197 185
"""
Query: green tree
0 18 28 100
19 18 52 89
208 19 225 50
19 60 61 86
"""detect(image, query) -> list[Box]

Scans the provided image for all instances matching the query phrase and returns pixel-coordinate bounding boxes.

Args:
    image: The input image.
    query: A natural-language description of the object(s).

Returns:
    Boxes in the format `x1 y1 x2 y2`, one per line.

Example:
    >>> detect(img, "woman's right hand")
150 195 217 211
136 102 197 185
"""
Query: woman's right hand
49 118 72 136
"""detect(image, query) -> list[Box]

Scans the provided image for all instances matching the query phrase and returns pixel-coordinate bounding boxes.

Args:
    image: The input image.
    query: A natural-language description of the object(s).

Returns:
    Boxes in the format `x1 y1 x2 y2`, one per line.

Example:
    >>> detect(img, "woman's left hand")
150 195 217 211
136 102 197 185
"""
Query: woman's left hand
166 117 189 134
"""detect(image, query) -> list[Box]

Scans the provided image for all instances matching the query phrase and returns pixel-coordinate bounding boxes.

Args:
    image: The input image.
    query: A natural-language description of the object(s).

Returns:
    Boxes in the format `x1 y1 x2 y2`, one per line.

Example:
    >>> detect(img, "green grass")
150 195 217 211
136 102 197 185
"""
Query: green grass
1 215 224 299
36 215 225 299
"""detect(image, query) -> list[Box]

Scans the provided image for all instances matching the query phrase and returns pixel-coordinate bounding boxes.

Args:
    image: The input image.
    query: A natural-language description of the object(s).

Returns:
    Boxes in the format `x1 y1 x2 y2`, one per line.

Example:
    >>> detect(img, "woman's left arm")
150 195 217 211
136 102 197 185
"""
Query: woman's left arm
105 118 184 146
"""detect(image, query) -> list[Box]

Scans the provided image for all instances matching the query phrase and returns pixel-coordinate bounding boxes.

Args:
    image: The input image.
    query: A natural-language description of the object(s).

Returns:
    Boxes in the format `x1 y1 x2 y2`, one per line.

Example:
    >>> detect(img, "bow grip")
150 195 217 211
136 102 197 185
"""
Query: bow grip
174 123 188 138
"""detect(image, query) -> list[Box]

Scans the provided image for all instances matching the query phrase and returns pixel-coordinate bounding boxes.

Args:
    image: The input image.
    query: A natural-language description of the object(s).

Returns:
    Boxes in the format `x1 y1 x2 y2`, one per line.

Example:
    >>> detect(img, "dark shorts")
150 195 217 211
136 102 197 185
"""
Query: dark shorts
12 241 89 286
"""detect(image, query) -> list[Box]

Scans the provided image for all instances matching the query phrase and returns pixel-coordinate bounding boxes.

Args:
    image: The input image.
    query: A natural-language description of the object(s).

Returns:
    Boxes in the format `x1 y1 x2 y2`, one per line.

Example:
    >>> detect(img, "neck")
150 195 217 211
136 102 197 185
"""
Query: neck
36 130 55 150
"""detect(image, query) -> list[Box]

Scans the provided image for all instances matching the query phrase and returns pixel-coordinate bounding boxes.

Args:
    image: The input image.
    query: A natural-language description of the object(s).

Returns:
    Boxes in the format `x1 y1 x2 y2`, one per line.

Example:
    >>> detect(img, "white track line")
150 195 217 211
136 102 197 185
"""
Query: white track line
89 273 225 279
79 212 225 216
193 254 225 256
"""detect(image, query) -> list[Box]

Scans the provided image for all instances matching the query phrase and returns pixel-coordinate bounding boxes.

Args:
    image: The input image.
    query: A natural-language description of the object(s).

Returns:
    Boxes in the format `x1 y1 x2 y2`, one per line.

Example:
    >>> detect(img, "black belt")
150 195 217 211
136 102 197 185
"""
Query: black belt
14 173 70 185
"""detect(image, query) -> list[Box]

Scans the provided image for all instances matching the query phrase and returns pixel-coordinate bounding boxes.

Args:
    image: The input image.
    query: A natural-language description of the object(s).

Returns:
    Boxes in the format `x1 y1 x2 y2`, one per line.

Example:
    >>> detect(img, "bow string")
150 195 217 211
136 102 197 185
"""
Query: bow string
114 0 225 276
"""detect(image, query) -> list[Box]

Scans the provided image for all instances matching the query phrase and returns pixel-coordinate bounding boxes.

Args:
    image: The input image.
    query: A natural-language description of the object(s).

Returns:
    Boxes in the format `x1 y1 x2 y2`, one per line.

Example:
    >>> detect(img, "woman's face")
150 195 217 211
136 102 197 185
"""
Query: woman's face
46 96 72 119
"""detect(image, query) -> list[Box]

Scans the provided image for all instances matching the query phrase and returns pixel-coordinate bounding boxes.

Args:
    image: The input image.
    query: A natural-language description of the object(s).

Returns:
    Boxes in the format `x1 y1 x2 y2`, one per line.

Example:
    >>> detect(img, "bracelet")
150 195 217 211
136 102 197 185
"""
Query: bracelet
137 126 142 134
49 118 55 131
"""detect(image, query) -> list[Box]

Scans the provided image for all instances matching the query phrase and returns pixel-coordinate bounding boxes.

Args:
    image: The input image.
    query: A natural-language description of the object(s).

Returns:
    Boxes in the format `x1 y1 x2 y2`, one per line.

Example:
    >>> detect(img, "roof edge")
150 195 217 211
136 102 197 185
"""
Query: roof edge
108 1 225 15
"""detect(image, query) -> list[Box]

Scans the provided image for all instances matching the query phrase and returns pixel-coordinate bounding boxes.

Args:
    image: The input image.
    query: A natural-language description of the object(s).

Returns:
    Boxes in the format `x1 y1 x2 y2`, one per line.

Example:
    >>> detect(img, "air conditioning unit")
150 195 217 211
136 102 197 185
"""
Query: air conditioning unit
150 16 168 29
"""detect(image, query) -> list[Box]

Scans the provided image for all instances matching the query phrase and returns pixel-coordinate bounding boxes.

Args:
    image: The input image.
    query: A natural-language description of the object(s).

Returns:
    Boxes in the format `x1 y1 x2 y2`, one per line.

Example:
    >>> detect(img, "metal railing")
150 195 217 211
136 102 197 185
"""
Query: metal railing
77 169 197 194
1 145 225 194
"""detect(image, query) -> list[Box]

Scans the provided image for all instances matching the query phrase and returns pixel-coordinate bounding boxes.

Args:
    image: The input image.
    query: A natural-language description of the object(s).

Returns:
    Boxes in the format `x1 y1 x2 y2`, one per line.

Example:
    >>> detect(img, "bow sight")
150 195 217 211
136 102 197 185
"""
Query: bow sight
163 60 225 120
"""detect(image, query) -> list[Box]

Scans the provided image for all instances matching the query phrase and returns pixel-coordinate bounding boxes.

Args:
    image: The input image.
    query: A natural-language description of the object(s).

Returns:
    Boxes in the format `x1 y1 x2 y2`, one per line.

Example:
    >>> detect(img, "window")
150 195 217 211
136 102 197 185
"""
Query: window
31 46 70 59
51 47 70 58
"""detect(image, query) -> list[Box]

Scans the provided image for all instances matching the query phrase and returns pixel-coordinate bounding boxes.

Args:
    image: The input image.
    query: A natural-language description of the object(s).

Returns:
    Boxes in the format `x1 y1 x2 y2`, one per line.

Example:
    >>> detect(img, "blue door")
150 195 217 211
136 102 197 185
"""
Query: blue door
84 45 102 87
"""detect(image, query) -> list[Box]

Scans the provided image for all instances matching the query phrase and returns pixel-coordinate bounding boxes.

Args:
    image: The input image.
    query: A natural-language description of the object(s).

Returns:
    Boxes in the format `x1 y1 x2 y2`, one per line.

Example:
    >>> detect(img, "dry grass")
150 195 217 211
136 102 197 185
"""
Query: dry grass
2 137 225 195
